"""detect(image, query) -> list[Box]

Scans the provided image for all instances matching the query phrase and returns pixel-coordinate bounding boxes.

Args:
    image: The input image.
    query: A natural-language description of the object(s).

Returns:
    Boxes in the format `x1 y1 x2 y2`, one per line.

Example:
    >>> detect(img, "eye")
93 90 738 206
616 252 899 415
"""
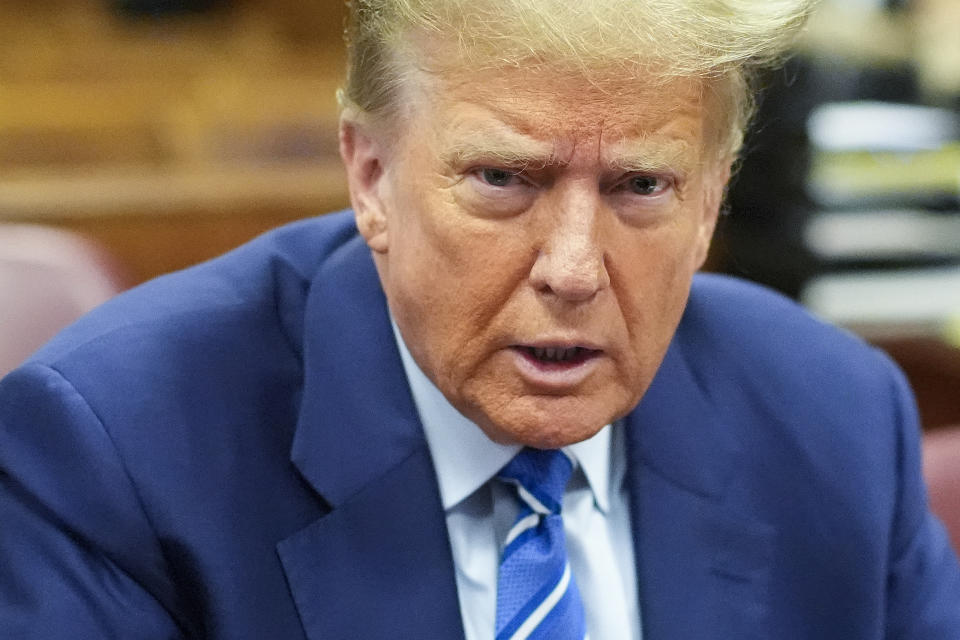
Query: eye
478 168 521 188
459 165 536 218
623 174 670 196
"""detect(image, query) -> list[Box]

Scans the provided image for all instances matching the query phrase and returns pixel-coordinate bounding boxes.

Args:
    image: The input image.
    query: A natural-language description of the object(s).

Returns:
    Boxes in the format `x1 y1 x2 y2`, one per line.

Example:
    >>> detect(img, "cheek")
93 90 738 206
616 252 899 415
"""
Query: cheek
386 220 534 386
401 198 534 311
607 216 702 363
610 214 701 296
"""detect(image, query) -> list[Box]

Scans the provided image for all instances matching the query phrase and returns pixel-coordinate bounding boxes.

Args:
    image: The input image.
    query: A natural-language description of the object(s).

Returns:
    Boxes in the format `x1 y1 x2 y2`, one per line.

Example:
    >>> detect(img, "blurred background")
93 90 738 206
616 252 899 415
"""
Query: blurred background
0 2 958 437
0 0 347 285
1 0 349 373
718 0 960 437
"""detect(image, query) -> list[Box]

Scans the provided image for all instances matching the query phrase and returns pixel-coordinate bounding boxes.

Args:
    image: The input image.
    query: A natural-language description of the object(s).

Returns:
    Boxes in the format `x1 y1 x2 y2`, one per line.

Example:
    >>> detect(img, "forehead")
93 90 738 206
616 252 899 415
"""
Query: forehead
402 65 710 166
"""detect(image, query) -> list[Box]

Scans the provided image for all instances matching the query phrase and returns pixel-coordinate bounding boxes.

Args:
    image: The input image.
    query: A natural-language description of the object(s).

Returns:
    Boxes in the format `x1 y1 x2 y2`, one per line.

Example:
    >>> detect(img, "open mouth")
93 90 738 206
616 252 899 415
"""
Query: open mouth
514 345 601 367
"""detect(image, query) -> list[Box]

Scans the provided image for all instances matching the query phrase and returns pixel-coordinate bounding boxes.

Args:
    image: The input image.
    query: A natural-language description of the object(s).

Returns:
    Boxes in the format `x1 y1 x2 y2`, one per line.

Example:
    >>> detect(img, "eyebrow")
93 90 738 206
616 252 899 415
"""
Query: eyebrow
441 138 561 171
440 126 699 174
607 139 697 174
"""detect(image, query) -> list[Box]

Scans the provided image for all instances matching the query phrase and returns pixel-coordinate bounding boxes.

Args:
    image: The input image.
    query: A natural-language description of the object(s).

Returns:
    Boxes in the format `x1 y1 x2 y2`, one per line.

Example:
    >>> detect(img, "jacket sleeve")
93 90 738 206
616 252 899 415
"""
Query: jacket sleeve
883 360 960 638
0 363 185 639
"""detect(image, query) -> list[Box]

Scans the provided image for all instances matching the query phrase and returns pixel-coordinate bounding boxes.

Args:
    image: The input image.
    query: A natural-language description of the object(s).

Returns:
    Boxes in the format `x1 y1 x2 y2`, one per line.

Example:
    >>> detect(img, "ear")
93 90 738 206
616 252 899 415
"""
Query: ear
693 159 732 270
339 115 390 253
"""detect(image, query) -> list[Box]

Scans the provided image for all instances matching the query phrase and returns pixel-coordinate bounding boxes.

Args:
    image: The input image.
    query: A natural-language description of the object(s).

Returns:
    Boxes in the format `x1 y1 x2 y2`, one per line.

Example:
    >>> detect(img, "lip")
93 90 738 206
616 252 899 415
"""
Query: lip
508 342 604 391
519 337 605 352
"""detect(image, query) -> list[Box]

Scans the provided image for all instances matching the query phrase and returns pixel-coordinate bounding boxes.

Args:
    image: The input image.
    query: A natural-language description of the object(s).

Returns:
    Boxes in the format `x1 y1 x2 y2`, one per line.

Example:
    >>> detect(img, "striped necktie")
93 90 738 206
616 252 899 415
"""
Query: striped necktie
495 447 587 640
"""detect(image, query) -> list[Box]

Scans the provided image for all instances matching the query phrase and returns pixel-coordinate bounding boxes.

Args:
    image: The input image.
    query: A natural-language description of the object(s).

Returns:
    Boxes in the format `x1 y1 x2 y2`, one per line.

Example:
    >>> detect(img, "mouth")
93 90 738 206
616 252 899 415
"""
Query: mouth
509 344 603 390
514 345 602 368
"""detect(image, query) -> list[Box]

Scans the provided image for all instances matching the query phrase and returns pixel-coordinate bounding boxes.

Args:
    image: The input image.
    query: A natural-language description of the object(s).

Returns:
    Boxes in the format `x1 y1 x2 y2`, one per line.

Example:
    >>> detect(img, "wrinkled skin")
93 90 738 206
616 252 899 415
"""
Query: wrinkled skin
341 65 731 449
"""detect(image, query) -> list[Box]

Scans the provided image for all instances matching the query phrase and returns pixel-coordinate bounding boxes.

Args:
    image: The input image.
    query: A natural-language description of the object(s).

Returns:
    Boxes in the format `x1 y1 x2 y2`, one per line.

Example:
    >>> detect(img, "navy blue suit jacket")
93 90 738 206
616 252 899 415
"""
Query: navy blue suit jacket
2 211 959 638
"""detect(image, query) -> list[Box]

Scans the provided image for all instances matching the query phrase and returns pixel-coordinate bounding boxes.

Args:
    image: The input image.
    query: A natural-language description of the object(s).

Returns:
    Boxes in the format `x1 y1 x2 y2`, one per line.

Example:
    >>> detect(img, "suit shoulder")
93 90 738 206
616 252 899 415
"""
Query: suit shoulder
0 211 363 500
685 272 890 377
28 210 360 369
682 273 909 445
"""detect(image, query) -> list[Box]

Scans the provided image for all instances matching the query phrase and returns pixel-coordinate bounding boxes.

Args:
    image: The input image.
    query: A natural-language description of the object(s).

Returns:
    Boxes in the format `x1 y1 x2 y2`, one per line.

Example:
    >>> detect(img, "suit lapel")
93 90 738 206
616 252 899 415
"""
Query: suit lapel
625 334 775 640
277 446 464 639
277 234 464 640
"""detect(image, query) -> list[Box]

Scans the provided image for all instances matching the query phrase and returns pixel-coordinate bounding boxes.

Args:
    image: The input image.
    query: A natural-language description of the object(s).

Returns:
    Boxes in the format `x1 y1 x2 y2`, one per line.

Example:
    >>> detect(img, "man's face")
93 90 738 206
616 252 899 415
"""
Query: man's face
343 65 730 449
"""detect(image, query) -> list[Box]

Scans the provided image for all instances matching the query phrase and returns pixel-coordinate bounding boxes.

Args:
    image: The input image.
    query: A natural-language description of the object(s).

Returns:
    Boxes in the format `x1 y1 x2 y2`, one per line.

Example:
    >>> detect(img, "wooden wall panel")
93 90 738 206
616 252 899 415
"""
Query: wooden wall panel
0 0 352 283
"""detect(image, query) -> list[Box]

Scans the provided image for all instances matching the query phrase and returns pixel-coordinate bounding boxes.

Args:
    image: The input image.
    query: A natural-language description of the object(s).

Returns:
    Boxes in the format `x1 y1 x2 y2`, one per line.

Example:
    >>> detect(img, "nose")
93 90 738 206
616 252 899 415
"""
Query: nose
529 193 610 303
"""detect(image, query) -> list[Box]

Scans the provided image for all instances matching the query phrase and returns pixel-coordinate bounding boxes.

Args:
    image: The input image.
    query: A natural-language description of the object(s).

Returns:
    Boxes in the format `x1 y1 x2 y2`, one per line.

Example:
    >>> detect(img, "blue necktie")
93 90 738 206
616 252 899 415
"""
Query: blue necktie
495 448 587 640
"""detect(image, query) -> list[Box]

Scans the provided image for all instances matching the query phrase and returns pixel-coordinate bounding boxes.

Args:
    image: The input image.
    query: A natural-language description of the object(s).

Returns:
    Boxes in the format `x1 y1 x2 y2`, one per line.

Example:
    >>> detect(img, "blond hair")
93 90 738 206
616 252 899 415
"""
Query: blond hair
341 0 816 159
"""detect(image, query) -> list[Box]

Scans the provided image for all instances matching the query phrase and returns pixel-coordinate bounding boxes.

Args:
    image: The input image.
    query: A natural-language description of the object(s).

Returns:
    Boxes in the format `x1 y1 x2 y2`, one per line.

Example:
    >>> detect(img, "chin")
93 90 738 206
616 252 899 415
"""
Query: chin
475 394 621 449
517 428 597 450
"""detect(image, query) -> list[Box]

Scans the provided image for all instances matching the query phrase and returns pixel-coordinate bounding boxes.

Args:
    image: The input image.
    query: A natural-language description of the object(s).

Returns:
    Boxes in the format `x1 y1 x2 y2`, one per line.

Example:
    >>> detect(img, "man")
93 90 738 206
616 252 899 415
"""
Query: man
1 1 959 638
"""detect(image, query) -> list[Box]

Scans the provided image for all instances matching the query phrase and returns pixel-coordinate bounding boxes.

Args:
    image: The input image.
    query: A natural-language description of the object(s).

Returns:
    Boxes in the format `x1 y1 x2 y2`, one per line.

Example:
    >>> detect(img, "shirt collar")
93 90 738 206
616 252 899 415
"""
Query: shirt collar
392 322 613 514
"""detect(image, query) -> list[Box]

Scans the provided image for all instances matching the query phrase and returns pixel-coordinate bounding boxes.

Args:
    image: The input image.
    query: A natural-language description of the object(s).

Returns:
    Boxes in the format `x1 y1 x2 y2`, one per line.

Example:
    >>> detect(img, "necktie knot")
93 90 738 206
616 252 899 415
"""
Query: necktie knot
498 447 574 516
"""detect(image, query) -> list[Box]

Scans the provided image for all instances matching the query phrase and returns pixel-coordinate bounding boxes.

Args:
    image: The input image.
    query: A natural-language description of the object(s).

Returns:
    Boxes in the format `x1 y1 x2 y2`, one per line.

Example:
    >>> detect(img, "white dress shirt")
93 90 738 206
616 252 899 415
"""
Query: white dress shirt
393 325 642 640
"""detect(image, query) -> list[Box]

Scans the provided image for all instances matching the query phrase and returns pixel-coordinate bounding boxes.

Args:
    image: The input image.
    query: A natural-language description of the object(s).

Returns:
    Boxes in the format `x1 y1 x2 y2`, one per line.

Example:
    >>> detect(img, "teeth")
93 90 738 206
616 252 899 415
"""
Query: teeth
530 347 581 362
